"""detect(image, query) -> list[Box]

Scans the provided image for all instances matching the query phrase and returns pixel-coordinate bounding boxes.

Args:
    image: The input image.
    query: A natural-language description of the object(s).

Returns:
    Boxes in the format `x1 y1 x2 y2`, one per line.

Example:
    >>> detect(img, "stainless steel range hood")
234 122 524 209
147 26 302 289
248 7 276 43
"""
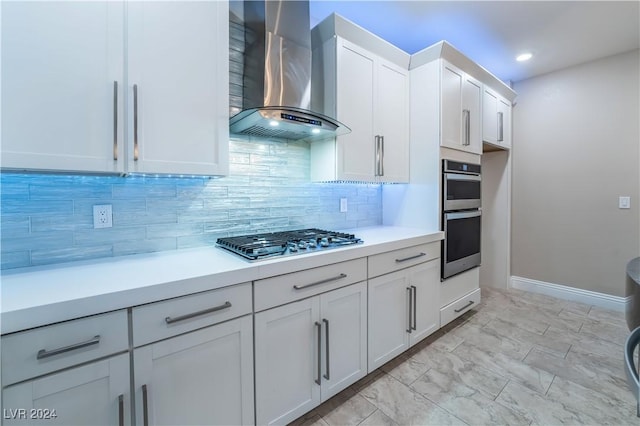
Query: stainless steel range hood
229 0 349 141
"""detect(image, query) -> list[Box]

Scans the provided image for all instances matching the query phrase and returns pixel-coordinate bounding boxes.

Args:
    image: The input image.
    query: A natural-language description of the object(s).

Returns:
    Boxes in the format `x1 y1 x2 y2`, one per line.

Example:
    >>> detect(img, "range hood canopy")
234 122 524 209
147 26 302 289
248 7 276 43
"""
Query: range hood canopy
229 0 350 142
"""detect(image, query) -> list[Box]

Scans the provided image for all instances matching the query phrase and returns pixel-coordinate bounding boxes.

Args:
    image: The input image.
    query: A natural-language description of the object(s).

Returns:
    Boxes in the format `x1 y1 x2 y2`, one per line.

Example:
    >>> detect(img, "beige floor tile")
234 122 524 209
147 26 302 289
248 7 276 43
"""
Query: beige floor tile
359 374 467 425
496 379 602 425
546 375 638 425
453 341 554 394
523 346 634 406
411 345 508 399
358 409 398 426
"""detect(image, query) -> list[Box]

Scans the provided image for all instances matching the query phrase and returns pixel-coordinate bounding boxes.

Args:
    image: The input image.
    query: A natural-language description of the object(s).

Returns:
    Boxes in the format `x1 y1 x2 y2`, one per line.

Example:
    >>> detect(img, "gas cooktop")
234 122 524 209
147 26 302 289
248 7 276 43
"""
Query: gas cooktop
216 228 363 261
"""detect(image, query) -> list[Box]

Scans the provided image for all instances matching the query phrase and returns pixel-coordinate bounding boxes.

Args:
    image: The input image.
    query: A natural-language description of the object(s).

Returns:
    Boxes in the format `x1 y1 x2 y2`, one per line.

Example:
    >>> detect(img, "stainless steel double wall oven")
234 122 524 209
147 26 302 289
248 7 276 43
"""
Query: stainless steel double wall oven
442 160 482 279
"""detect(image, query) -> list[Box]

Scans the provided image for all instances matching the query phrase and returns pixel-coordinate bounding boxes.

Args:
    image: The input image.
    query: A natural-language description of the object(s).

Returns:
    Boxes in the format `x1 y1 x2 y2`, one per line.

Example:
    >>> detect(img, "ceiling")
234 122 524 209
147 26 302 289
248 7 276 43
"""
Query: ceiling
309 1 640 83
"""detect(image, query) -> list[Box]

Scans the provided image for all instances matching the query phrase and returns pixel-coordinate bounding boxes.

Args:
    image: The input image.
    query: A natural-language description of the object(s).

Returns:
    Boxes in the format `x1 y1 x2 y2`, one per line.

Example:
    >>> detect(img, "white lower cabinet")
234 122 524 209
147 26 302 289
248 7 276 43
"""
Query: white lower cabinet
1 309 130 425
255 282 367 425
133 315 254 426
368 259 440 371
2 354 130 425
131 284 254 426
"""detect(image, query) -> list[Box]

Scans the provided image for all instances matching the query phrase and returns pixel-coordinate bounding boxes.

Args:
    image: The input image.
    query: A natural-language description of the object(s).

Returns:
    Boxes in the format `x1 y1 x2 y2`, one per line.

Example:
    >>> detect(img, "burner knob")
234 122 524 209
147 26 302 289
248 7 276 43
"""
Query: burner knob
288 243 298 252
320 237 330 247
308 240 317 248
298 241 308 249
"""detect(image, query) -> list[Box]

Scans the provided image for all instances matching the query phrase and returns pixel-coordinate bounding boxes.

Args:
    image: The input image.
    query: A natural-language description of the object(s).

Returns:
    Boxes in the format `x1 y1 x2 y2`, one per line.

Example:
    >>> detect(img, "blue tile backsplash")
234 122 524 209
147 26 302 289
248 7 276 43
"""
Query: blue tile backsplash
0 138 382 269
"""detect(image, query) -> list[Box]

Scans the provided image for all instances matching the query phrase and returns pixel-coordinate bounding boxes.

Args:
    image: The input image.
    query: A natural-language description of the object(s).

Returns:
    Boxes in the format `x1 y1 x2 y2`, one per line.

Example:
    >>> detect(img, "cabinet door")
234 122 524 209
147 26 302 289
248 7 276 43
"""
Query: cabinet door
498 97 512 148
1 1 124 173
134 316 254 426
255 298 321 425
319 282 367 401
335 38 375 181
2 354 130 425
408 259 441 347
377 60 410 183
462 76 483 155
482 87 499 144
126 0 229 176
440 62 464 150
368 270 410 372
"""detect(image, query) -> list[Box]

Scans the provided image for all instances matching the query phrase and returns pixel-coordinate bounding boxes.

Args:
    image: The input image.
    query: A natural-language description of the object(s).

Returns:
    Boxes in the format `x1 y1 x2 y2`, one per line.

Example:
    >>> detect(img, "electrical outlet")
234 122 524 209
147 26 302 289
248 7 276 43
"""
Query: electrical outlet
340 198 348 213
619 196 631 209
93 204 113 229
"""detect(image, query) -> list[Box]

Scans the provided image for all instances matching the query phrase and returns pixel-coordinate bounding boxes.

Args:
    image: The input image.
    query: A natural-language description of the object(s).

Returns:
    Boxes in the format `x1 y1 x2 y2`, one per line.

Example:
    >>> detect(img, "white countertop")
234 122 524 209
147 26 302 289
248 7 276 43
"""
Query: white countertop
0 226 443 334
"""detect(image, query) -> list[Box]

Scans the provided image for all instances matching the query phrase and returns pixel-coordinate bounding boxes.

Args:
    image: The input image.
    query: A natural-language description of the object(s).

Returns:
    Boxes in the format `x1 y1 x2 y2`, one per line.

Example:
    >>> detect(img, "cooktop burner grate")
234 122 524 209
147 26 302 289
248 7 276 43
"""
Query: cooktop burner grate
216 228 362 261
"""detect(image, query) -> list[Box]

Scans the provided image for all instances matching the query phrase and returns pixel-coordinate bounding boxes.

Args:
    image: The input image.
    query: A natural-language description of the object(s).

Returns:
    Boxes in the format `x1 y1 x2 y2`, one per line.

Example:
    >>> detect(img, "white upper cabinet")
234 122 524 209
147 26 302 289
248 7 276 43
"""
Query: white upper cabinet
333 39 376 182
1 0 229 176
441 61 482 155
311 16 410 183
1 1 125 173
482 86 512 149
126 1 228 176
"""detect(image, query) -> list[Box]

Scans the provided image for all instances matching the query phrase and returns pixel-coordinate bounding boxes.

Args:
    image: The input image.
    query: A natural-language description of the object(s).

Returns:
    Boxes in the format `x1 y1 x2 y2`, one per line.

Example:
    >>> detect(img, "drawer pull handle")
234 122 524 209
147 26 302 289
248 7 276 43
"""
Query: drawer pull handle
36 335 101 359
293 273 347 290
454 300 475 313
396 253 426 263
165 301 232 324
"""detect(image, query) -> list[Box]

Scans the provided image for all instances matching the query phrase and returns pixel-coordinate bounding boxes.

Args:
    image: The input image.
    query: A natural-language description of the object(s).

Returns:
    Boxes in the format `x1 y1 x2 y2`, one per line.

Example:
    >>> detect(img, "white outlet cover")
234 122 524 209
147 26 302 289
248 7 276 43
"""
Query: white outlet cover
93 204 113 228
619 196 631 209
340 198 348 213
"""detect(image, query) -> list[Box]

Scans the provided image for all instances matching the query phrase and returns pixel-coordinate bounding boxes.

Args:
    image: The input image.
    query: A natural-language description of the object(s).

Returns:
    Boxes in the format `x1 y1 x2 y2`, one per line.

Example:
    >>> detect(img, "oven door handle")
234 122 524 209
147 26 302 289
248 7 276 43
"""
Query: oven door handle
445 210 481 220
444 172 481 181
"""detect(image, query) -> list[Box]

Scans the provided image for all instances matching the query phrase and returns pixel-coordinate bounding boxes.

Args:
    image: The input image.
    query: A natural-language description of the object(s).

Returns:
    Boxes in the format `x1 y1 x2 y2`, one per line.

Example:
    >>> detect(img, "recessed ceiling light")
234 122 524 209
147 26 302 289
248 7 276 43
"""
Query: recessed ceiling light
516 52 533 62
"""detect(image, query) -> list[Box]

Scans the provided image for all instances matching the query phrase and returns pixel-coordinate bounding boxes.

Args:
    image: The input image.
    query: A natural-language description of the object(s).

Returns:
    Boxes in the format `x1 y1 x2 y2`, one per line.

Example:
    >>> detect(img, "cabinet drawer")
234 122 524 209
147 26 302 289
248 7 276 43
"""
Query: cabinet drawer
440 266 479 307
132 282 252 347
1 310 128 386
254 258 367 312
368 242 440 278
440 288 481 327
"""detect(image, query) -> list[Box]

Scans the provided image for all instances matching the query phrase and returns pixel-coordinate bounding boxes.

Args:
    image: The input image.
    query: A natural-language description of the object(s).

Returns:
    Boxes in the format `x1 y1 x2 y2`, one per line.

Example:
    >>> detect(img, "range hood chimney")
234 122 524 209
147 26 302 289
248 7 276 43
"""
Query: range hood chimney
229 0 350 141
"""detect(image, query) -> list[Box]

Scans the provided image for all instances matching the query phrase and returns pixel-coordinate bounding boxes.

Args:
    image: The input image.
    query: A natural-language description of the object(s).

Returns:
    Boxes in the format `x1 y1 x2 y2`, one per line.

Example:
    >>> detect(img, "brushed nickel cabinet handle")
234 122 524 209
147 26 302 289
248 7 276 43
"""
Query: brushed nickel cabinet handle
36 335 101 359
463 109 470 146
380 136 385 176
395 253 426 263
113 81 118 160
406 287 412 333
118 394 124 426
315 322 322 385
454 300 475 313
323 318 330 380
497 111 504 142
411 285 417 331
165 301 232 324
142 384 149 426
374 135 381 176
133 84 139 161
293 274 347 290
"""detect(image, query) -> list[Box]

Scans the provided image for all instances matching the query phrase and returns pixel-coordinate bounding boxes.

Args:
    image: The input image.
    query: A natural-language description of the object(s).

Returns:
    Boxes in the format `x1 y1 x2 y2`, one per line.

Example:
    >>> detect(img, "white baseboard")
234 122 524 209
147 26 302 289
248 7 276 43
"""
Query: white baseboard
510 276 630 312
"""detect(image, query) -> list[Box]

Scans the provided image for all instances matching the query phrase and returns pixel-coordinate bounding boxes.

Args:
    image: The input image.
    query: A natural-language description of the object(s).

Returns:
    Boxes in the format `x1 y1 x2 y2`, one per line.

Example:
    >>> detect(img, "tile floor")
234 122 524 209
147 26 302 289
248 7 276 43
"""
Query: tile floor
290 286 638 425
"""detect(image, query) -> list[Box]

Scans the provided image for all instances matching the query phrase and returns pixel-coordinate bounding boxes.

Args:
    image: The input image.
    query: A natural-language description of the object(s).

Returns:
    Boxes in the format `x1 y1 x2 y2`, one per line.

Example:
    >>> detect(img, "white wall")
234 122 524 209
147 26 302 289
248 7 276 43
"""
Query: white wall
511 49 639 297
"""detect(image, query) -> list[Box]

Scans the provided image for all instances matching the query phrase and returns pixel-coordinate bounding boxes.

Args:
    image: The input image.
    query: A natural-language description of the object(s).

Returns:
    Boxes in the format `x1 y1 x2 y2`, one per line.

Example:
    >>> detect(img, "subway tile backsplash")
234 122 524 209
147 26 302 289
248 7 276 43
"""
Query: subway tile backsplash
0 138 382 269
